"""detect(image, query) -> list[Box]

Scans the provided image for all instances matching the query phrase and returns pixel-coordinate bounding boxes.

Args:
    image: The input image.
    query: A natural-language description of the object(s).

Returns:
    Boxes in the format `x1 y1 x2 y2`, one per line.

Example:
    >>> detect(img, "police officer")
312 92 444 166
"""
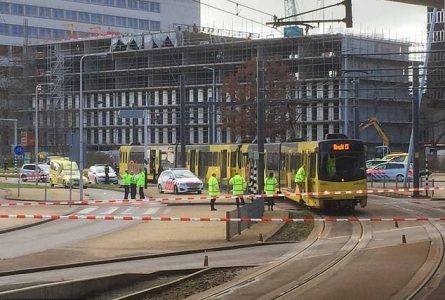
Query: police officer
130 171 137 199
265 172 278 211
122 170 131 200
295 164 306 203
136 168 146 199
208 173 219 211
104 164 110 184
229 172 246 208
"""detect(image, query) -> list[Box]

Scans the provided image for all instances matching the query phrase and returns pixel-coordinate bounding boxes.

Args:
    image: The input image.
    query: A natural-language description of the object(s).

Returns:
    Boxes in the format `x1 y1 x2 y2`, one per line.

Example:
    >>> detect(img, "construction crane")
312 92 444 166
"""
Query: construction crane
359 117 390 157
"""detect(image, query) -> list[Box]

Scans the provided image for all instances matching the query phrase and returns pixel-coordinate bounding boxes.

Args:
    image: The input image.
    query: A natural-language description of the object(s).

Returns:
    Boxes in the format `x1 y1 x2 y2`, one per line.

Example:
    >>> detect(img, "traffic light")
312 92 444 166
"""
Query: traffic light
343 0 353 28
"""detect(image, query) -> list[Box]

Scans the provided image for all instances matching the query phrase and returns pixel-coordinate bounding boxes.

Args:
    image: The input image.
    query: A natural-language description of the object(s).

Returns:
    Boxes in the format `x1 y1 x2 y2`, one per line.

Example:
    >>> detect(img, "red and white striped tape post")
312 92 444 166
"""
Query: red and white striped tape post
0 214 444 223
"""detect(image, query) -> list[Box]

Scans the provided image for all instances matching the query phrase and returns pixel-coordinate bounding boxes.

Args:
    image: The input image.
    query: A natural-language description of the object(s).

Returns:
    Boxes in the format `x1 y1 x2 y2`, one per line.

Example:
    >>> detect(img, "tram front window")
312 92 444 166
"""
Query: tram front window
318 152 366 182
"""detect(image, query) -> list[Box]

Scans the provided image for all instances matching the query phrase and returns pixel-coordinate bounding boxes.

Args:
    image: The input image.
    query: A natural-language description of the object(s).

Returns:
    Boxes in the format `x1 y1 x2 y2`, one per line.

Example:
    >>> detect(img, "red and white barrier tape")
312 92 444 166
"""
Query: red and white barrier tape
0 214 444 222
2 185 445 206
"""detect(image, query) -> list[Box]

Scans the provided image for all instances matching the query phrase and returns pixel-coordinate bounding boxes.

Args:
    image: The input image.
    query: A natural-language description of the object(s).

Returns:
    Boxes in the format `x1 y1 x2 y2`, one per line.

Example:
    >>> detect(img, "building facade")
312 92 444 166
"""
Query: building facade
0 0 200 45
13 30 414 157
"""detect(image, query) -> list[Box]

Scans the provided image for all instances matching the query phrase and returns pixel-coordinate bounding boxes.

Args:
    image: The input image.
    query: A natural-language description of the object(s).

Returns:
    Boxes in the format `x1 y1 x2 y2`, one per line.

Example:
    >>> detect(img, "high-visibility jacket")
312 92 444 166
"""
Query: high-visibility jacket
136 171 145 188
229 174 246 196
122 173 132 186
130 174 136 185
295 166 306 183
265 176 278 196
208 176 220 197
327 157 336 177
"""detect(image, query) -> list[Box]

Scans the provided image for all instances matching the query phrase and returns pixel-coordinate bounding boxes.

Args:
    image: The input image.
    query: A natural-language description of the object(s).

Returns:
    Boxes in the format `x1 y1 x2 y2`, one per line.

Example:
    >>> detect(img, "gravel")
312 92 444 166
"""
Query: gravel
267 211 314 242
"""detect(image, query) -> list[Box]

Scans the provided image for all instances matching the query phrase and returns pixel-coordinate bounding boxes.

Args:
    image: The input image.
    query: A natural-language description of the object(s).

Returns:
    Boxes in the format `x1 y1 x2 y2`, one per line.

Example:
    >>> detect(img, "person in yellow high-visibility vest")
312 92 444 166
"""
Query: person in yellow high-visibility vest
295 164 306 202
265 172 278 211
136 169 146 199
208 173 219 211
229 172 246 208
122 170 132 200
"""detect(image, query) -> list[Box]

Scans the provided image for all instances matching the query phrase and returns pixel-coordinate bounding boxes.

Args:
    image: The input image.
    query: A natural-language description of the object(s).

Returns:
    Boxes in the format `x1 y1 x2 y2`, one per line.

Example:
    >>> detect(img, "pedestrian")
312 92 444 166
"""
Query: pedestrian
104 164 110 184
130 171 137 199
295 164 306 203
137 168 146 199
3 157 7 171
265 172 278 211
122 170 131 200
208 173 219 211
229 172 246 208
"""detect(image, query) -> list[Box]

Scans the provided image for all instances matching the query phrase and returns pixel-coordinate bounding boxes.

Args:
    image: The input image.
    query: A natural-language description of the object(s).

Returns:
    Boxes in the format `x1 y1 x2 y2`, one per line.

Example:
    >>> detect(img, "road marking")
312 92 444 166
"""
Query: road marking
121 207 138 215
77 207 99 214
143 208 160 215
100 207 119 215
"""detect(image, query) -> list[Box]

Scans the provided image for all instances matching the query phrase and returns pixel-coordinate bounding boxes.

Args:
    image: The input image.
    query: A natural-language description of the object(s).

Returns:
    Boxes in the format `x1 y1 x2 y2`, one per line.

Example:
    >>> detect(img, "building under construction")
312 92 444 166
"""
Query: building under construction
5 27 415 158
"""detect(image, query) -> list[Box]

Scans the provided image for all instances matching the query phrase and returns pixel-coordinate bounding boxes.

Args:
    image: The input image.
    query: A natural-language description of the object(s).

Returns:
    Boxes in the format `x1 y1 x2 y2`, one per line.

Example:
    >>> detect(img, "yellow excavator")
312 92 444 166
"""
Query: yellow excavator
359 117 390 158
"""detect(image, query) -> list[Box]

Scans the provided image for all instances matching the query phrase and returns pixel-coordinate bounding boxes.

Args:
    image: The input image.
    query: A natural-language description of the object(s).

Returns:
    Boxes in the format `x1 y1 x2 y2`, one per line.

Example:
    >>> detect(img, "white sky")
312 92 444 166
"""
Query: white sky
200 0 428 43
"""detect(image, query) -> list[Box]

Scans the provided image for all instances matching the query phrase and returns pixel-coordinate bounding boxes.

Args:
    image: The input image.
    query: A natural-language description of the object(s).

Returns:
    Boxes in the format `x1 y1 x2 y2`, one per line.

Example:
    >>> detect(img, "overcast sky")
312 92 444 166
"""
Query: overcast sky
200 0 428 43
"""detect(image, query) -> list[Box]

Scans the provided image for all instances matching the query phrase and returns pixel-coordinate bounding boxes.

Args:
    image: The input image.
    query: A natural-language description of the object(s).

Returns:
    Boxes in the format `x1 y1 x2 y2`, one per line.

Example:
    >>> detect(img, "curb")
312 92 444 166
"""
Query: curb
0 241 294 277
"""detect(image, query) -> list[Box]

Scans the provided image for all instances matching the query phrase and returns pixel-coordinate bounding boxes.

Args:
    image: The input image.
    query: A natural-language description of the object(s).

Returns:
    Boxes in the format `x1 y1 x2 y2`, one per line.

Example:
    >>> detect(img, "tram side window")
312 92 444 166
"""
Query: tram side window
230 152 236 168
310 153 316 178
267 152 279 171
289 153 300 171
212 152 219 166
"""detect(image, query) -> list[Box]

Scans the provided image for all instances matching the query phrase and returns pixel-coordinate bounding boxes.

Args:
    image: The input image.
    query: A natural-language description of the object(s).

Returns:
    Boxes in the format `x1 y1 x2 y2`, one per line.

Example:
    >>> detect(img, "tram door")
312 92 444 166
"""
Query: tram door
307 152 317 193
221 150 227 179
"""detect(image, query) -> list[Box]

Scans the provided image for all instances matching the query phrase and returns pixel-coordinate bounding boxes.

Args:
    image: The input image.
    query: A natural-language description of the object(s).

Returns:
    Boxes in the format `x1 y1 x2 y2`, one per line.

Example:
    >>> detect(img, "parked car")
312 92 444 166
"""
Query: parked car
366 159 387 169
157 168 203 194
19 164 49 182
367 162 412 181
49 158 88 188
88 164 118 184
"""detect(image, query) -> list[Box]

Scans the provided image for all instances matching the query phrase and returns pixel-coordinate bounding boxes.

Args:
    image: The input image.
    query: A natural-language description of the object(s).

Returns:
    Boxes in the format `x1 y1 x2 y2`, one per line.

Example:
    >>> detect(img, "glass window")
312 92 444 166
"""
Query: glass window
139 20 150 30
91 0 104 4
27 26 38 38
319 151 366 182
127 18 138 28
150 20 160 31
116 16 126 27
104 0 114 5
0 24 9 35
139 0 149 11
53 9 64 20
65 10 78 21
25 5 38 17
39 27 51 38
103 15 115 26
79 12 90 23
91 13 102 24
128 0 138 9
11 4 23 15
150 2 160 13
11 25 23 36
116 0 126 8
53 29 66 39
39 7 51 18
0 3 9 14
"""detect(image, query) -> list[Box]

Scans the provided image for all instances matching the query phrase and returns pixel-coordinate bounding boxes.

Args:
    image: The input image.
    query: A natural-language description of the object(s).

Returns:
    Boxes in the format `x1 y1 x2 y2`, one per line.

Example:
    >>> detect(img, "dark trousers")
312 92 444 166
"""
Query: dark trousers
235 196 245 208
124 185 130 199
296 182 304 200
138 187 145 199
266 196 275 211
130 184 137 199
210 198 216 210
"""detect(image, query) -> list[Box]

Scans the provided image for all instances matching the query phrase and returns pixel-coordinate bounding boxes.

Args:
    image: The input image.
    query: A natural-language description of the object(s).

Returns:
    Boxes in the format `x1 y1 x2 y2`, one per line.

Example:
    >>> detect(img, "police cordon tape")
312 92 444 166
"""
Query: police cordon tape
1 185 445 207
0 214 445 222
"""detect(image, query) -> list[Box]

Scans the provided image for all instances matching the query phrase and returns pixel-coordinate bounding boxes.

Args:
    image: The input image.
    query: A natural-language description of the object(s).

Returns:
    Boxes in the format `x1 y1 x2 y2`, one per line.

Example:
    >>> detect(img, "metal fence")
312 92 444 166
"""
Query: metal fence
225 198 265 241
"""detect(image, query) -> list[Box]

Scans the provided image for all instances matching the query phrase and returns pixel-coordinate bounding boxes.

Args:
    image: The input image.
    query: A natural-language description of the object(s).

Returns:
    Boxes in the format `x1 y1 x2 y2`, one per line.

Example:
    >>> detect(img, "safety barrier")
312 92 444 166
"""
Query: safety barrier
226 198 264 241
0 214 445 222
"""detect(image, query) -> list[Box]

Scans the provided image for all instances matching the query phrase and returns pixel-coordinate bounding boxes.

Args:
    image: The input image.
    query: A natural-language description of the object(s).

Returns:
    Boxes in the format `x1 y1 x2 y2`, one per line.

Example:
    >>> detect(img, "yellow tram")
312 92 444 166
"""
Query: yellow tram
119 137 367 210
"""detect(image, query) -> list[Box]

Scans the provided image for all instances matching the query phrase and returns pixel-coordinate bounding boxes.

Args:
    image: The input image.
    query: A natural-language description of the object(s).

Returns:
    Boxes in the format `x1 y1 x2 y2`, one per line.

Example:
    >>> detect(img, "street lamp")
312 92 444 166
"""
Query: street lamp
203 67 216 144
80 52 109 201
35 82 54 185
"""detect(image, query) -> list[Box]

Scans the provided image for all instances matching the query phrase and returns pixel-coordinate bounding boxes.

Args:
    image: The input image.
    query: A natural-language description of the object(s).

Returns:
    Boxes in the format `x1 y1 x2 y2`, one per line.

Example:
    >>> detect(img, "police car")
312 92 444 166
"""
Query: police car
367 162 412 181
157 168 203 194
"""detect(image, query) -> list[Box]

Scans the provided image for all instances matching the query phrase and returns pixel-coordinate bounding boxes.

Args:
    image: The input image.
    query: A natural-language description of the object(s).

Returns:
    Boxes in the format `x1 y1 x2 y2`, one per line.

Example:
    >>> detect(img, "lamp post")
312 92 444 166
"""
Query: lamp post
35 83 54 185
203 67 216 144
80 52 109 201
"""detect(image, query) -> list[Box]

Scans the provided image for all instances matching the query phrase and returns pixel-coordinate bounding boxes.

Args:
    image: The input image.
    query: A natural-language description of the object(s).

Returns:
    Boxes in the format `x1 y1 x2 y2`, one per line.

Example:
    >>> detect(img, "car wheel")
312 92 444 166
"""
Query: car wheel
174 185 179 195
21 175 27 182
396 174 404 182
158 184 163 193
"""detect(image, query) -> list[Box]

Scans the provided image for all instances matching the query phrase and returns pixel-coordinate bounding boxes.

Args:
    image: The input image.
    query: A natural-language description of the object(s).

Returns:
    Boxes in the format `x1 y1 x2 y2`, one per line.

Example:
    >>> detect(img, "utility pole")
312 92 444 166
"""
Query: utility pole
256 47 265 194
353 79 360 139
180 73 186 167
412 66 420 197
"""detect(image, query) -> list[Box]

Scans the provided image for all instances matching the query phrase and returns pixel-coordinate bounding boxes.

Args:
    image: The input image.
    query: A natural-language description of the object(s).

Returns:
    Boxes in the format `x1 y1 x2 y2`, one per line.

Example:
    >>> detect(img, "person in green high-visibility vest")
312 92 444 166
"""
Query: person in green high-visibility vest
122 170 132 200
265 172 278 211
229 172 246 208
136 168 146 199
208 173 219 211
130 171 137 199
295 164 306 203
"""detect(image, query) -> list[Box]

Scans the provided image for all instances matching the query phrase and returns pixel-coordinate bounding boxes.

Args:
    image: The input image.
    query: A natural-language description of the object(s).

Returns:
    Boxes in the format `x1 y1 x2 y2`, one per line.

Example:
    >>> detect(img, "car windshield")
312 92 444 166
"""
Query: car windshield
39 165 50 173
172 170 196 179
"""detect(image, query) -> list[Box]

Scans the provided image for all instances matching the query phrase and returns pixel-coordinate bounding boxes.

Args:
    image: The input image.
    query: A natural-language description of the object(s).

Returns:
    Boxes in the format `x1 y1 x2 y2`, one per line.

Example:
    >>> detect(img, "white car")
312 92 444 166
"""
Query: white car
20 164 49 182
157 168 203 194
88 165 118 184
367 162 412 181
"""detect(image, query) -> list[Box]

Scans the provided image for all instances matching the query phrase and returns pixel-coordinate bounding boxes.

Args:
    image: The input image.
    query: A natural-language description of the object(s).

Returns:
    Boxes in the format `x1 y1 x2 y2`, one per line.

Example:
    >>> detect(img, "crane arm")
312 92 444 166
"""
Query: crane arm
359 117 390 147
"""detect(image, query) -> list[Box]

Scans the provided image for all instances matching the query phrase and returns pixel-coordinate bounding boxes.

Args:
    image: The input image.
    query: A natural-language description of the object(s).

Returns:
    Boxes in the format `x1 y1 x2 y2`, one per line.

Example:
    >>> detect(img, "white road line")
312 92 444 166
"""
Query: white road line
77 207 99 214
143 208 160 215
120 207 138 215
100 207 119 215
